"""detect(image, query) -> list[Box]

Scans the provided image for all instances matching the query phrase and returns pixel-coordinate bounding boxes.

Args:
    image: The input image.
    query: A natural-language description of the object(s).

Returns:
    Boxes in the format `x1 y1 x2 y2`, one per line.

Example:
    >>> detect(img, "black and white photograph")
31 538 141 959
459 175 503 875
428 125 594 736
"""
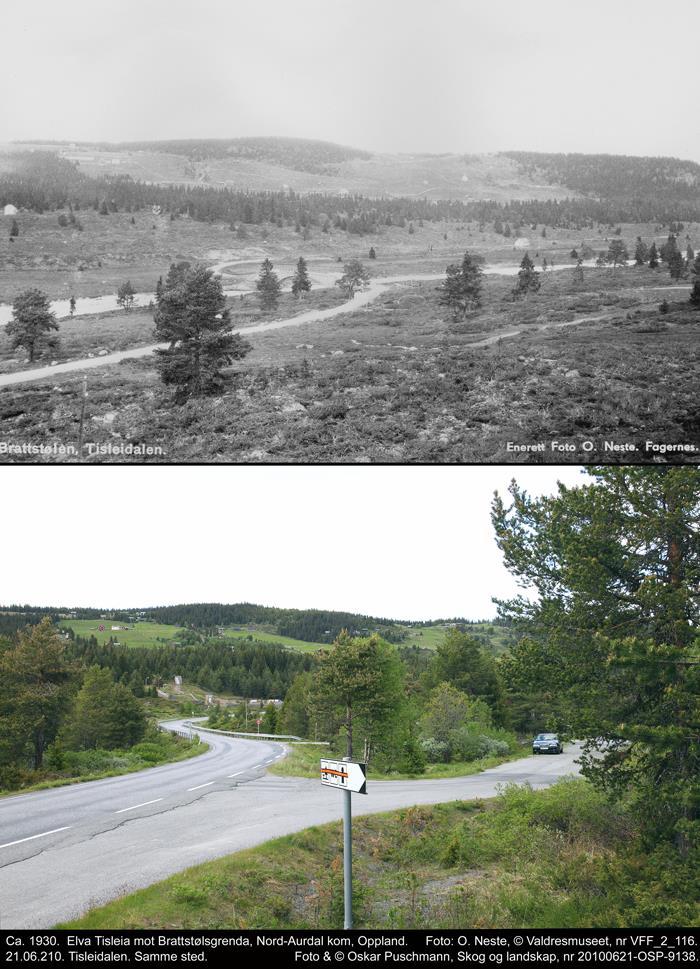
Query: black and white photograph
0 0 698 464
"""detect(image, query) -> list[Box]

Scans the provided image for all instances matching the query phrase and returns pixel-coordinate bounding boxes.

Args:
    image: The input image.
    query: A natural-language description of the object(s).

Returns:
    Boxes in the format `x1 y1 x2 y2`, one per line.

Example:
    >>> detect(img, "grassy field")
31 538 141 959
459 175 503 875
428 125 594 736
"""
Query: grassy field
221 628 325 653
59 619 181 647
268 741 529 781
58 778 697 929
398 622 514 654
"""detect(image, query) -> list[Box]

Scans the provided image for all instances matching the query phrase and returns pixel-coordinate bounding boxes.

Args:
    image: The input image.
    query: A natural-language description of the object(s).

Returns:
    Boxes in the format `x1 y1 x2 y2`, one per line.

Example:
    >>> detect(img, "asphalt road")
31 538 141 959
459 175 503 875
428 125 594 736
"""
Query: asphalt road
0 723 582 929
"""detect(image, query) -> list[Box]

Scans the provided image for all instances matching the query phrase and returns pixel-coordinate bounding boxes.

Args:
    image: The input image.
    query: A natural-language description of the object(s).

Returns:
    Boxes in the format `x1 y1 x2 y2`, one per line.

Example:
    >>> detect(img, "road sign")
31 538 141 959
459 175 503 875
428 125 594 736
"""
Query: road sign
98 625 105 632
320 758 367 795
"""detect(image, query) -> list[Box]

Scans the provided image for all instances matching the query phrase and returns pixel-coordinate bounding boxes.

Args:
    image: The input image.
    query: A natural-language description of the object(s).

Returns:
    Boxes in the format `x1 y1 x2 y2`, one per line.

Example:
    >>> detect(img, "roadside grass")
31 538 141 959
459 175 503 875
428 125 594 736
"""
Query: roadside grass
268 741 530 781
59 620 181 647
0 728 206 798
58 778 698 929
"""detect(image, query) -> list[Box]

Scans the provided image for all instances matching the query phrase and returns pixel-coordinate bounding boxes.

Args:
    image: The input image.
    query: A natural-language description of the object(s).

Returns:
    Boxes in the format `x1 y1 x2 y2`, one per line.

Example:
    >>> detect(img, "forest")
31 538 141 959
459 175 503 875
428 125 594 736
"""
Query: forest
3 150 700 231
504 150 700 202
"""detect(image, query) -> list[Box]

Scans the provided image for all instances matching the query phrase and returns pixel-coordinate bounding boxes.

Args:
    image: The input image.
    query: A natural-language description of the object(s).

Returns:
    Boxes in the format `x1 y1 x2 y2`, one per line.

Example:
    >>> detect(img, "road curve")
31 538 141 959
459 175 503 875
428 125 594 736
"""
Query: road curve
0 735 582 928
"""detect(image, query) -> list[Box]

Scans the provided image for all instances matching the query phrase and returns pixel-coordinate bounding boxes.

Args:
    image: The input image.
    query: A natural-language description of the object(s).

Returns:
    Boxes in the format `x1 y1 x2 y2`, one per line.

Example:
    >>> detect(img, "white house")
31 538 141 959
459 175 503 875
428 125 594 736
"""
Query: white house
3 204 18 216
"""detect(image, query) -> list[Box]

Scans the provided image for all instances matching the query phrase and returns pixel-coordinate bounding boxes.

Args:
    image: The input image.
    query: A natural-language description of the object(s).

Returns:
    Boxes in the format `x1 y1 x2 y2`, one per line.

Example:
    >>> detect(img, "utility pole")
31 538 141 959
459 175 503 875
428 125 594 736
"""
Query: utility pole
77 376 88 456
342 756 353 929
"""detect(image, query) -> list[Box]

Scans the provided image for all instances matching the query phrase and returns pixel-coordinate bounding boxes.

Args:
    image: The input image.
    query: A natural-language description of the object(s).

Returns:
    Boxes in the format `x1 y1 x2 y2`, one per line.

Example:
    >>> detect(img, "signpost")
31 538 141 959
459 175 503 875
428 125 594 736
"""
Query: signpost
320 757 367 929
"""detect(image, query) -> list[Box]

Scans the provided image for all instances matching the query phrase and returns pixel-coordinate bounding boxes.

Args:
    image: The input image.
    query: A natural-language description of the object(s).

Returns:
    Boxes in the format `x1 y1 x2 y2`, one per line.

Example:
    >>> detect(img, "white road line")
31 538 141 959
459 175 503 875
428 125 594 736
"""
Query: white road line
228 770 246 777
114 798 163 814
187 781 215 791
0 826 72 849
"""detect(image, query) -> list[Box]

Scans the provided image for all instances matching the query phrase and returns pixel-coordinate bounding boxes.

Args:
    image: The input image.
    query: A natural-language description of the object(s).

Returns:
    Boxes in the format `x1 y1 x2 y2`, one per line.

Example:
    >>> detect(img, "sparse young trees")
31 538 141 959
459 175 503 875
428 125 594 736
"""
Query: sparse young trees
154 262 251 399
60 666 145 751
437 251 483 319
291 256 311 299
116 280 136 312
6 289 58 362
512 252 540 297
607 238 629 268
255 258 281 311
335 259 370 298
634 237 649 266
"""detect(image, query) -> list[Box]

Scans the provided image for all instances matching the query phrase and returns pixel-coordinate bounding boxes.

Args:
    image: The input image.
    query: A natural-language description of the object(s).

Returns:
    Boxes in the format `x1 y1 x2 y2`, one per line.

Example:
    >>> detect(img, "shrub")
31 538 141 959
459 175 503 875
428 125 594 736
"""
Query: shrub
420 738 450 763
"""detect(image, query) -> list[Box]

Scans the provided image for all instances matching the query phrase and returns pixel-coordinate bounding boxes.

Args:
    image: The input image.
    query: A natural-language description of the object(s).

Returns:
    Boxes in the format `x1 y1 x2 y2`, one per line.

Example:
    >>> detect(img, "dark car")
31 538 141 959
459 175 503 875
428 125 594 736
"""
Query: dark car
532 732 563 754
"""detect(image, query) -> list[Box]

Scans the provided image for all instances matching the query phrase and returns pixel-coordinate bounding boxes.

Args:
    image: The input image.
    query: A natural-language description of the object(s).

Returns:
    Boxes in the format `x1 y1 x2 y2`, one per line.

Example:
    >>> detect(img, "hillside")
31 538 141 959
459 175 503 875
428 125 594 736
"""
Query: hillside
504 151 700 203
9 139 574 202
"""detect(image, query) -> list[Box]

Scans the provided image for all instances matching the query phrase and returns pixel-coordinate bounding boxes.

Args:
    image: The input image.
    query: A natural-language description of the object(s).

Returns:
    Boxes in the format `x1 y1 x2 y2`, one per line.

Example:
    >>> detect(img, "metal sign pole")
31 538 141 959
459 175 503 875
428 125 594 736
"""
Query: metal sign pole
343 756 352 930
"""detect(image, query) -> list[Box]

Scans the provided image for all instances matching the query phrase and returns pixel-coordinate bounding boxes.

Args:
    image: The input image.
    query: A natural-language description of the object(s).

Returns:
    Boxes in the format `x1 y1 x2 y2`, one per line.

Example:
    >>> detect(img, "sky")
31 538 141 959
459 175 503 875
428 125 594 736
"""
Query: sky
2 0 699 162
0 466 586 620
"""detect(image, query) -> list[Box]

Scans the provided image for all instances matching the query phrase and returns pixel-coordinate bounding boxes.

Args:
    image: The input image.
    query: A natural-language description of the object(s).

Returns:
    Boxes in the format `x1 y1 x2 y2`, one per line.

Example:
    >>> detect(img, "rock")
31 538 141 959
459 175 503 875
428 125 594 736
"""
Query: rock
98 349 109 357
564 369 581 380
50 360 58 367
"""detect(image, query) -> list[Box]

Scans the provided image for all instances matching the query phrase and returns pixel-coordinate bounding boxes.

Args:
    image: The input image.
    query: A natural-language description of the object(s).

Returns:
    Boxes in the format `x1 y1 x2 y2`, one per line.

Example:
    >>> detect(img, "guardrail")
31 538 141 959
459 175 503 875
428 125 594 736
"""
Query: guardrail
183 723 329 745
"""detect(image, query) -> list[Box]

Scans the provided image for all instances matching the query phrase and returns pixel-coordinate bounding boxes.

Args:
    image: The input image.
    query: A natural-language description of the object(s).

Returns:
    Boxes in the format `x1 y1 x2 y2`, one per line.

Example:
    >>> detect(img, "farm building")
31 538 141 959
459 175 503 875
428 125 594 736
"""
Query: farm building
3 204 18 216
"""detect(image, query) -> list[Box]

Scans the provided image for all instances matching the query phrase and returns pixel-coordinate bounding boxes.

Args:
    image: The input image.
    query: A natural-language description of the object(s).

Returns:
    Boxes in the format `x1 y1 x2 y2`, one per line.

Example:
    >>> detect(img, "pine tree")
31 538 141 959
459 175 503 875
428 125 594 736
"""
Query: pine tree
154 263 251 399
648 242 660 269
607 238 629 268
255 258 281 311
335 259 371 298
99 200 109 216
573 259 584 285
291 256 311 299
437 251 483 319
116 280 136 312
689 281 700 308
6 289 59 362
69 296 76 317
9 219 19 238
492 468 700 854
368 247 376 260
512 253 541 297
634 237 649 266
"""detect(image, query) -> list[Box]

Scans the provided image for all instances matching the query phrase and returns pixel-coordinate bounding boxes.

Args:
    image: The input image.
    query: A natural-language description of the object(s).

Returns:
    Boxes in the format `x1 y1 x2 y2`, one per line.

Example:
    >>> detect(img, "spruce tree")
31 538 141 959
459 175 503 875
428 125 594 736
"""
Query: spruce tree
154 263 251 399
668 250 685 280
291 256 312 299
648 242 660 269
255 258 281 311
512 253 541 297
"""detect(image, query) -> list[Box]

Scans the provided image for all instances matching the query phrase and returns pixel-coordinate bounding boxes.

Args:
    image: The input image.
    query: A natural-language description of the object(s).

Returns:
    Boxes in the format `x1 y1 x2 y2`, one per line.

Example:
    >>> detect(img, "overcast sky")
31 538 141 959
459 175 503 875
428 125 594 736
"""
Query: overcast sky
1 466 585 620
3 0 699 161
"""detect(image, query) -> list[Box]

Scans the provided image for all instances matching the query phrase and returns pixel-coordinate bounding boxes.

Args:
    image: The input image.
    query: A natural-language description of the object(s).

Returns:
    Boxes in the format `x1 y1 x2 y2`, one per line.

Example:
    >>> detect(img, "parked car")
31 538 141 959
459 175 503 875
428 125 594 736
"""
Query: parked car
532 732 563 754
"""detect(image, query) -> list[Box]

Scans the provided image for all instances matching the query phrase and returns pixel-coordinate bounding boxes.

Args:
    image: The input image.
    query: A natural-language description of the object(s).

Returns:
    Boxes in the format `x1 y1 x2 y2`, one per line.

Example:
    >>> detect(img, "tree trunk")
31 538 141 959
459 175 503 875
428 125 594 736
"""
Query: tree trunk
346 702 352 758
